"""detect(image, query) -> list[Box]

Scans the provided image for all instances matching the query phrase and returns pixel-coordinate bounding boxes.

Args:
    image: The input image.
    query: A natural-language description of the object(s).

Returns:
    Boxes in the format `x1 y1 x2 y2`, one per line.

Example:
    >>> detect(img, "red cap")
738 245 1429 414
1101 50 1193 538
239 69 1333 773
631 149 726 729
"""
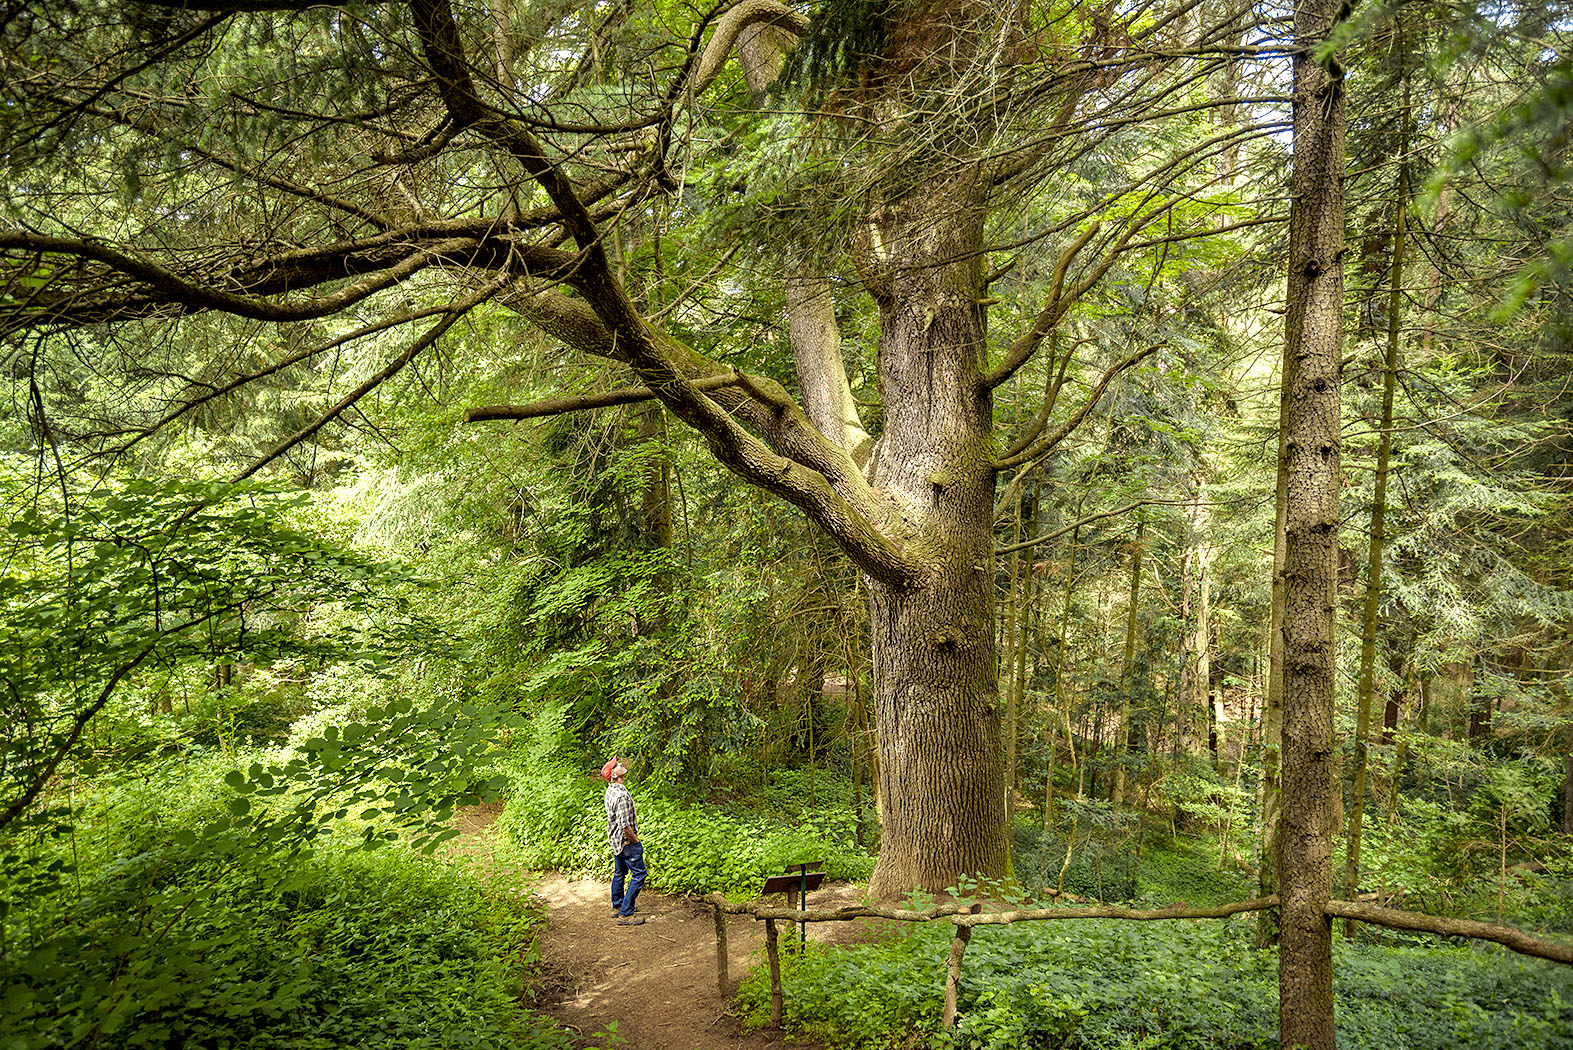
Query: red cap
600 758 620 782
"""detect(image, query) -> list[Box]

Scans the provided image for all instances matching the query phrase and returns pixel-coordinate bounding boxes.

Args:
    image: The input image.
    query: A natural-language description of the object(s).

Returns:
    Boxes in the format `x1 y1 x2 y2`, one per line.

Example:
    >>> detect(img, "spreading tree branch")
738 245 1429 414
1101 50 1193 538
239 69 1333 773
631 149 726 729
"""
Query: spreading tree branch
994 343 1163 471
465 373 741 421
233 276 511 481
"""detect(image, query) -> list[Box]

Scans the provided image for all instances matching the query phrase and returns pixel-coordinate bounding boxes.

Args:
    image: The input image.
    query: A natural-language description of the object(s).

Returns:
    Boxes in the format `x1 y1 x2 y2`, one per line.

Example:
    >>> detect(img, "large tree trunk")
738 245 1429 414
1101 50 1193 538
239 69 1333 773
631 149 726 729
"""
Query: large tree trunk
864 173 1008 898
1278 0 1347 1040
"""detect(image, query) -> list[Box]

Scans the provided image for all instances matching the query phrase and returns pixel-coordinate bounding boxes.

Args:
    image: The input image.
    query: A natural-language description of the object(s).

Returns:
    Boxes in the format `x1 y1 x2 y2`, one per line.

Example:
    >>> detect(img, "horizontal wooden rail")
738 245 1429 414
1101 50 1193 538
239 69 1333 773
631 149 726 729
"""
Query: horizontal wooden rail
1323 899 1573 965
956 896 1279 926
702 892 972 923
709 888 1573 1039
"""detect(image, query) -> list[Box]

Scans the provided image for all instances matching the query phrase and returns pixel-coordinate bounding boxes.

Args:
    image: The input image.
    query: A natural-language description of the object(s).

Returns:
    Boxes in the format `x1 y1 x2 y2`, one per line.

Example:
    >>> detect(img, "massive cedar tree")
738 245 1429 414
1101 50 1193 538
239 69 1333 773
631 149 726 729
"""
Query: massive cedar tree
0 0 1267 896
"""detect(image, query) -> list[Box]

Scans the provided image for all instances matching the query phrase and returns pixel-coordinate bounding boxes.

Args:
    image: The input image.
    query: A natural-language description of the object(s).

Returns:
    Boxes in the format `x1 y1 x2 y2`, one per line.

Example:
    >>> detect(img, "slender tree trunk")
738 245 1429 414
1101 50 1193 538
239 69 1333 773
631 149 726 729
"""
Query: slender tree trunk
1004 511 1023 821
1045 526 1082 827
1564 726 1572 836
1257 331 1290 948
1112 521 1144 812
1278 0 1347 1039
1175 488 1212 755
1346 151 1408 938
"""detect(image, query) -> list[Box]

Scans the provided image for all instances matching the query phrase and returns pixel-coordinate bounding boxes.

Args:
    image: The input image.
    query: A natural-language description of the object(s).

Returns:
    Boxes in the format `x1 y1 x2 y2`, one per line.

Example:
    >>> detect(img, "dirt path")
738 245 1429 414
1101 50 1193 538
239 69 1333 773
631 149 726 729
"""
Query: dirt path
454 805 863 1050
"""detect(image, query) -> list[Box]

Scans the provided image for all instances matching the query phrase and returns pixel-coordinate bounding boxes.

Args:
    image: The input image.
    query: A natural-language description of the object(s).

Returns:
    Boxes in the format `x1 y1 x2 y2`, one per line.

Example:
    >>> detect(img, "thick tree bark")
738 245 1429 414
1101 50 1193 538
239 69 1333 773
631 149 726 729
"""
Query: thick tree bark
1278 0 1347 1041
864 172 1008 898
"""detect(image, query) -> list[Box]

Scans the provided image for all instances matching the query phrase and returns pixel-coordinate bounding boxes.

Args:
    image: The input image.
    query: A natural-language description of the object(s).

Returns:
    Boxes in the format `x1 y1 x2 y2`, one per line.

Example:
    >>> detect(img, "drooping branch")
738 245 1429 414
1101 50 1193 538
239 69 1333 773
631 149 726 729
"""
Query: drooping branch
996 334 1090 473
233 276 512 481
0 231 583 329
0 215 588 331
1323 900 1573 966
111 300 472 457
985 225 1099 390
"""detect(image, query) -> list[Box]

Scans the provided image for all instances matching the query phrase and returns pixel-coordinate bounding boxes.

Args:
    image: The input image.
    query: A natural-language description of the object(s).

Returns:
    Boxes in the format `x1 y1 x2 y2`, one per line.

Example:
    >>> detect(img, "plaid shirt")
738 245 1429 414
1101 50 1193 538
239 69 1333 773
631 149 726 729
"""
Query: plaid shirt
604 783 637 855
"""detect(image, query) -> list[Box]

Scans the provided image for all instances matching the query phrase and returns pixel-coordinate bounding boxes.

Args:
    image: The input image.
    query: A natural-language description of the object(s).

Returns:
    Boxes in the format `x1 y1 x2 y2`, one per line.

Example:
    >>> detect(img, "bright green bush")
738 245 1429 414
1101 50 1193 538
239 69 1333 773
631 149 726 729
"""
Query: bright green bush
737 911 1573 1050
495 713 875 895
1 760 567 1050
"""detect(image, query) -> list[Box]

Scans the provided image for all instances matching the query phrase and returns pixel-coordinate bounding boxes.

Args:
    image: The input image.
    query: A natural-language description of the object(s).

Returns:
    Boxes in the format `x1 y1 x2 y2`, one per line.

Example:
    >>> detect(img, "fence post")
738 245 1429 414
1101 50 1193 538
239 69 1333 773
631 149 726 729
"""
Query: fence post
765 917 782 1029
712 902 730 995
942 903 983 1030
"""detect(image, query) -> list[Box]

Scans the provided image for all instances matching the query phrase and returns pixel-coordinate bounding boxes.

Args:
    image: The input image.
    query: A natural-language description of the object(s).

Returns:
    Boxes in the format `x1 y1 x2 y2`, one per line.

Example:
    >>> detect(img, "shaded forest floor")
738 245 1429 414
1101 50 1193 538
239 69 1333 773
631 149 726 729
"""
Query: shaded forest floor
455 805 874 1050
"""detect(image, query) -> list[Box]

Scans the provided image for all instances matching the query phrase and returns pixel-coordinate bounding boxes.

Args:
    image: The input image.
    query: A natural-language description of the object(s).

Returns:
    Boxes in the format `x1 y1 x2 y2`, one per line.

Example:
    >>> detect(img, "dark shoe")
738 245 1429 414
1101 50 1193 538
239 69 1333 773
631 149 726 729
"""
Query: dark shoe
616 916 645 926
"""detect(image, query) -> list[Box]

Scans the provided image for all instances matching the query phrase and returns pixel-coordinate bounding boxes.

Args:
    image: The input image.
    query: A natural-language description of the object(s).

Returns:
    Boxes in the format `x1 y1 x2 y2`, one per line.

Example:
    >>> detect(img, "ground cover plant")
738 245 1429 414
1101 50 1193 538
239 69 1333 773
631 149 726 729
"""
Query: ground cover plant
736 905 1573 1050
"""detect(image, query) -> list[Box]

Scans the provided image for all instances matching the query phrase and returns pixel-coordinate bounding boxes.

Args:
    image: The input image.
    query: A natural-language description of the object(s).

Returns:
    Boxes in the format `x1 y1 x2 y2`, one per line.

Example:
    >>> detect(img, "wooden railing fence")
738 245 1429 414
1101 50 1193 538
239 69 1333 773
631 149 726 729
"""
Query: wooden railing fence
704 892 1573 1032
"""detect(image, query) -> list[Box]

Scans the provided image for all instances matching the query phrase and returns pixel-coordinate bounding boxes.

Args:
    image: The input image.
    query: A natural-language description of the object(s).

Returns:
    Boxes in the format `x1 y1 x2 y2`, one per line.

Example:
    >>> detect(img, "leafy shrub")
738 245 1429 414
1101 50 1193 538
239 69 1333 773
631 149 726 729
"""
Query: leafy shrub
2 755 567 1050
495 716 875 895
737 911 1573 1049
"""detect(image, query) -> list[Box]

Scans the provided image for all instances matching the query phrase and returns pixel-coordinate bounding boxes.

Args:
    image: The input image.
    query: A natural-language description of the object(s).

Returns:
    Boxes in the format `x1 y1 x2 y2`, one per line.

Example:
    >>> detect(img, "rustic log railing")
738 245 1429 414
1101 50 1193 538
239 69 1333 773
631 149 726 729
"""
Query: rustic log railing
703 891 1573 1032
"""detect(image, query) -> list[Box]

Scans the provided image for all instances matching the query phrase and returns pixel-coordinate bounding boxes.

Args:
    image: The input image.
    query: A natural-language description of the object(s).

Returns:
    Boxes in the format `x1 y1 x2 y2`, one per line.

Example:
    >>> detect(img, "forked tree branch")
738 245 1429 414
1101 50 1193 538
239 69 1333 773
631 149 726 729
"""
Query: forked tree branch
993 343 1163 471
985 224 1100 390
411 0 917 586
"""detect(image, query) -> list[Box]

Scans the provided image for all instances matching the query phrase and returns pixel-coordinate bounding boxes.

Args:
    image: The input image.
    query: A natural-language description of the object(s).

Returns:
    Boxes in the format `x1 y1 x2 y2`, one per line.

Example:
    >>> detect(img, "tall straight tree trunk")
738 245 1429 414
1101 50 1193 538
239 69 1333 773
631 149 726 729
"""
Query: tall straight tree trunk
1045 526 1082 827
864 171 1007 897
1278 0 1348 1040
1004 507 1025 820
1112 520 1144 812
1257 324 1290 949
1345 150 1408 939
1177 488 1212 754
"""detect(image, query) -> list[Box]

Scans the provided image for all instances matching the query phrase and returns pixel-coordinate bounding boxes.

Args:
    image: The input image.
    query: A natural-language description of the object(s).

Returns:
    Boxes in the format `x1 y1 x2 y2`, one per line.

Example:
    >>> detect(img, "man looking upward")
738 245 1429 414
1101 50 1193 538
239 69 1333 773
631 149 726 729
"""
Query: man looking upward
601 756 645 926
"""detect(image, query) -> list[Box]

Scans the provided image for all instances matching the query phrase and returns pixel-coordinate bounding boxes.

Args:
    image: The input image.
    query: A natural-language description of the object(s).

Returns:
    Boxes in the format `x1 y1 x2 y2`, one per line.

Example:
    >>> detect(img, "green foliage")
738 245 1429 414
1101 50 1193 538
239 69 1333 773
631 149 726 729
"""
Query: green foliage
0 476 439 822
1014 801 1138 901
494 715 873 895
738 913 1573 1049
1134 833 1256 908
1 755 567 1050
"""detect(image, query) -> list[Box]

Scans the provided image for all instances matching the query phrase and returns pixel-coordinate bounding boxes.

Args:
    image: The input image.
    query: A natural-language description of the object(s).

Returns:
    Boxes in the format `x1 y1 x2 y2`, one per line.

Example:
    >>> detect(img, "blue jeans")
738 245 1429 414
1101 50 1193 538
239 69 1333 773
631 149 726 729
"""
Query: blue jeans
611 842 646 917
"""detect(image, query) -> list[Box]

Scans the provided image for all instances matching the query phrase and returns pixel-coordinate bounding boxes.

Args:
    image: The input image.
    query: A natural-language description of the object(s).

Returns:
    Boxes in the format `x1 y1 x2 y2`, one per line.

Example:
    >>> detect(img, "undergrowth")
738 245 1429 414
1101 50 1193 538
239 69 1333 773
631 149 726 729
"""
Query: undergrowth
1 755 568 1050
737 911 1573 1050
494 704 875 896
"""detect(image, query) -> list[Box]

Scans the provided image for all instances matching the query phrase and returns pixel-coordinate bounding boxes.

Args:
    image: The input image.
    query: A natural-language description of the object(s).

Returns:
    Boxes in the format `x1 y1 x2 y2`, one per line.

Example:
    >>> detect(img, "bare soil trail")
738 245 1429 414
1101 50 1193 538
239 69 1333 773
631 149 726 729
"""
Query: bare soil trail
454 805 868 1050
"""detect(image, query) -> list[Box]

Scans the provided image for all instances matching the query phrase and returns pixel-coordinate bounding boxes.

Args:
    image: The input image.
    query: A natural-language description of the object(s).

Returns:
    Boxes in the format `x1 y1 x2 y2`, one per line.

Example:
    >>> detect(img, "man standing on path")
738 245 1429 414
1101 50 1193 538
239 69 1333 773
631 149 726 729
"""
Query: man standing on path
601 757 646 926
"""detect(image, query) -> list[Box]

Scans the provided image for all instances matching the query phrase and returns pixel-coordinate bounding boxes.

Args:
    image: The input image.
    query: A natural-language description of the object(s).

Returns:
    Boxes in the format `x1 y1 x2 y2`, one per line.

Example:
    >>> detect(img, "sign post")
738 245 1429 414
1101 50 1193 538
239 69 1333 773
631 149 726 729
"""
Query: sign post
761 861 824 951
